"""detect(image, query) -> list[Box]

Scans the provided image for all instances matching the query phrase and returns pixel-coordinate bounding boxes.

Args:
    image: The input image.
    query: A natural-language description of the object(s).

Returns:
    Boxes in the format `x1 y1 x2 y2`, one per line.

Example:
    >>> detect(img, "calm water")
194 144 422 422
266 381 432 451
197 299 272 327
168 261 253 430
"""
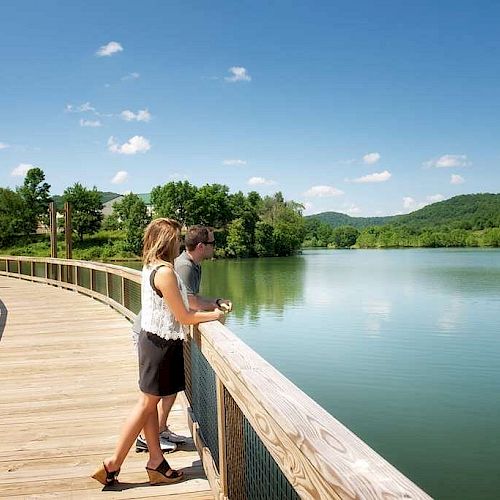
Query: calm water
123 249 500 499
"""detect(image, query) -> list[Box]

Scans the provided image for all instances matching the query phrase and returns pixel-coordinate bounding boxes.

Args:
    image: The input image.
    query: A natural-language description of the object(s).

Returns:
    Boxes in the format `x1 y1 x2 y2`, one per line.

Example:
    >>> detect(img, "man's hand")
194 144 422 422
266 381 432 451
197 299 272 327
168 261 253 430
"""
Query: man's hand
216 299 232 313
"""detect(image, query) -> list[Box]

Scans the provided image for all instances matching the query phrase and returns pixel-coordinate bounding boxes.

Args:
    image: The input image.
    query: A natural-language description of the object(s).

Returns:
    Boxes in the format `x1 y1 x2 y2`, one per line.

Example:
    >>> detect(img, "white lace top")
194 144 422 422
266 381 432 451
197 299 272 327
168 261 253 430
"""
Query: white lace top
140 264 189 340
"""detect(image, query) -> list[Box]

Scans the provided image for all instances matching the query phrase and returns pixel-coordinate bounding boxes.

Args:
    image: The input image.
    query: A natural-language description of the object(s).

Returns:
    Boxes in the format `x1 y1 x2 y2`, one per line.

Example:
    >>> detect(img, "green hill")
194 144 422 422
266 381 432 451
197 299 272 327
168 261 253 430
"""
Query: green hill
392 193 500 230
308 212 398 228
52 191 121 210
308 194 500 230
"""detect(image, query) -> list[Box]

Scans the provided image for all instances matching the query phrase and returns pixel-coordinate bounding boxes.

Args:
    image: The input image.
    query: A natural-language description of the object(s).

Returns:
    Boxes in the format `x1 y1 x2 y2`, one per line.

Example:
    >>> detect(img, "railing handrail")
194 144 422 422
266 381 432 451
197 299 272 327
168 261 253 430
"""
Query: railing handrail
0 255 432 499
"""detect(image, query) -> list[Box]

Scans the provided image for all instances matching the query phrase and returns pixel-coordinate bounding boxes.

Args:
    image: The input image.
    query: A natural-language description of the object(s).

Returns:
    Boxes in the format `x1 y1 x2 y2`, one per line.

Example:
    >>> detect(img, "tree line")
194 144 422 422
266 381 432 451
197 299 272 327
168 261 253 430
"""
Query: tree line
105 181 306 257
304 218 500 248
0 169 306 258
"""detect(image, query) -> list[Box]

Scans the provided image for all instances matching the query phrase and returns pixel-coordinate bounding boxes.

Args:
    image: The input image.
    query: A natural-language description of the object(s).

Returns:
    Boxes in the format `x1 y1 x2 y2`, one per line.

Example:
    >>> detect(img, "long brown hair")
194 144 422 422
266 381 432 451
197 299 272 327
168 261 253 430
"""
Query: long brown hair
142 218 182 265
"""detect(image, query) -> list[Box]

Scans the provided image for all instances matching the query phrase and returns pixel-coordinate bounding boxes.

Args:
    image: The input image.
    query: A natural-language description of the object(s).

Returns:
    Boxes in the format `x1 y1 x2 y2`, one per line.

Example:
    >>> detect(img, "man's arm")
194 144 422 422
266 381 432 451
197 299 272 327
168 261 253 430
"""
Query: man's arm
188 295 232 312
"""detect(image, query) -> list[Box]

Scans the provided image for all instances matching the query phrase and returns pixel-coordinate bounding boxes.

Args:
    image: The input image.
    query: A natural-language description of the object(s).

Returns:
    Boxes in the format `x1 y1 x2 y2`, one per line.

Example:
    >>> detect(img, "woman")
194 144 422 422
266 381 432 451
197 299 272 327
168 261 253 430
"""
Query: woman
92 218 224 486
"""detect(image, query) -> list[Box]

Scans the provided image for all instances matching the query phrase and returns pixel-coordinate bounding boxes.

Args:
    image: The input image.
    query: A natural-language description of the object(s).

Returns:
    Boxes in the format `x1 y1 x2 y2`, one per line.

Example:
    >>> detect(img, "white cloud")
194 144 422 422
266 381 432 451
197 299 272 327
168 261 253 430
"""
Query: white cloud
222 159 247 166
403 194 446 211
247 176 275 186
303 201 314 212
11 163 35 176
403 197 417 209
344 204 361 215
304 185 344 198
66 102 96 113
79 119 102 127
0 142 9 150
352 170 391 183
96 41 123 57
111 170 128 184
424 154 469 168
120 109 151 122
225 66 251 82
362 152 381 165
108 136 151 155
451 174 465 185
427 194 445 203
121 72 140 81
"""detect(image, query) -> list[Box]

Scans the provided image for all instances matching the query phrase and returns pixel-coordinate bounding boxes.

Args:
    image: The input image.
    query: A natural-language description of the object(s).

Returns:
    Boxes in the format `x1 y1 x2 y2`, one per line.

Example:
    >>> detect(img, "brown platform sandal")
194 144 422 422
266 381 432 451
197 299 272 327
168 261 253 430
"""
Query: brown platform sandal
91 462 120 486
146 458 184 485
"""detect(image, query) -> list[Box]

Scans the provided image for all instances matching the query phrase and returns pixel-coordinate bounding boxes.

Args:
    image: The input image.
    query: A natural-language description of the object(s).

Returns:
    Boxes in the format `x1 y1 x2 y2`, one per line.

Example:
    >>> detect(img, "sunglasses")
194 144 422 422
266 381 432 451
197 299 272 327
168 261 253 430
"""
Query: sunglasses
203 240 216 246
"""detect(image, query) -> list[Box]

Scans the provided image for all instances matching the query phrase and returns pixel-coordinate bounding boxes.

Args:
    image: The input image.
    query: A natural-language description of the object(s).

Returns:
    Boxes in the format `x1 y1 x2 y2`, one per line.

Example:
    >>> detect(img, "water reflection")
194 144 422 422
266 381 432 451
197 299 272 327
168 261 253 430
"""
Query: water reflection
200 256 306 321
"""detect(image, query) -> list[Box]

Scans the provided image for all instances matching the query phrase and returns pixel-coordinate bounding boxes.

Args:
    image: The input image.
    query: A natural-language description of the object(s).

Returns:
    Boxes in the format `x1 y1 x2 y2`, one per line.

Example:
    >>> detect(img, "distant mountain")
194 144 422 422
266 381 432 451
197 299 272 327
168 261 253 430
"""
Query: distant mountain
307 194 500 230
51 191 121 210
307 211 399 229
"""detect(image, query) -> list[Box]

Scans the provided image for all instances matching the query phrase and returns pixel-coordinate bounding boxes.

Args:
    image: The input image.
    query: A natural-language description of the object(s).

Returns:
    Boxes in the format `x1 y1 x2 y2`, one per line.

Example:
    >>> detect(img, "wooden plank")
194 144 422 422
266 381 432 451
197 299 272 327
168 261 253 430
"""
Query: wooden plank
0 275 212 500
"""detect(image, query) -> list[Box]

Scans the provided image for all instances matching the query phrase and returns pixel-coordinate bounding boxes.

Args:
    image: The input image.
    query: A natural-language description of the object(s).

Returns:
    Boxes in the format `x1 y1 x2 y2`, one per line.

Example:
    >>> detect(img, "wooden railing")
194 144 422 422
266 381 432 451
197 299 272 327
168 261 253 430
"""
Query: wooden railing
0 256 432 500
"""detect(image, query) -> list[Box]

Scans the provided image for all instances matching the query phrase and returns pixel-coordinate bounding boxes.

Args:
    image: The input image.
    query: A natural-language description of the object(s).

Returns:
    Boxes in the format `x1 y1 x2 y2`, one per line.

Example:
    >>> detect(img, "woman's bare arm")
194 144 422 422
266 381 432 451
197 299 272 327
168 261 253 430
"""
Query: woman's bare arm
154 266 223 324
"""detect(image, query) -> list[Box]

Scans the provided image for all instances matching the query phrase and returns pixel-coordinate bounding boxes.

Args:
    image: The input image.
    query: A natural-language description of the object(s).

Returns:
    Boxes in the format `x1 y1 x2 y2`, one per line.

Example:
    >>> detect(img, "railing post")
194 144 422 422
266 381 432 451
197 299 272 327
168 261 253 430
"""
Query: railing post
49 201 57 258
216 377 228 498
121 276 125 306
64 201 72 259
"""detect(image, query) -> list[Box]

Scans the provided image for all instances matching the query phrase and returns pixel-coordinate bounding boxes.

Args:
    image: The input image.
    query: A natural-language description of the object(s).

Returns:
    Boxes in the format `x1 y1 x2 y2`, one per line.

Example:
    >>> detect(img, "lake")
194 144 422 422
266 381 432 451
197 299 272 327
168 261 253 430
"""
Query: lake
123 248 500 499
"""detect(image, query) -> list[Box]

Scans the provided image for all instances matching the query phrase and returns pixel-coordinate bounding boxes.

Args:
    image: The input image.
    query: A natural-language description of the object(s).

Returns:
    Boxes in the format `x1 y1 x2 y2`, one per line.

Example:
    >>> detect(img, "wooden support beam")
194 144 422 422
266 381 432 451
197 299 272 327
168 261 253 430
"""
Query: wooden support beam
49 202 57 259
64 201 72 259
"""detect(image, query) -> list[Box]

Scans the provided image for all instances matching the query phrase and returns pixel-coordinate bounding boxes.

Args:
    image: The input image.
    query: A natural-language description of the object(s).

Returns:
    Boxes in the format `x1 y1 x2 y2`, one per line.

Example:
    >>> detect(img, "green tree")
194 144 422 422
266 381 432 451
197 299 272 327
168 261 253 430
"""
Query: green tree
151 181 197 225
225 218 251 257
254 221 274 256
0 188 26 246
331 226 359 248
62 183 103 241
260 192 305 256
189 184 232 227
119 195 151 254
16 167 51 235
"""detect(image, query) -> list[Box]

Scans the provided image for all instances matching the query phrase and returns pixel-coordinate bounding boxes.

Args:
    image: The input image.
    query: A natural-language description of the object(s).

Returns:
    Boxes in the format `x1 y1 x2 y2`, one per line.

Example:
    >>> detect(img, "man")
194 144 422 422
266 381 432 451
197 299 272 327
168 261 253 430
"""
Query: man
133 225 232 453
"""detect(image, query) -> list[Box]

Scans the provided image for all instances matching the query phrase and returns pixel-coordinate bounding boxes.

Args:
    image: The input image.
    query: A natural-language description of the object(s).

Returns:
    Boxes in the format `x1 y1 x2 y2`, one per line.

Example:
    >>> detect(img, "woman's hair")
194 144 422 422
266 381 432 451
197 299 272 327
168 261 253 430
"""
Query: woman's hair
142 218 182 265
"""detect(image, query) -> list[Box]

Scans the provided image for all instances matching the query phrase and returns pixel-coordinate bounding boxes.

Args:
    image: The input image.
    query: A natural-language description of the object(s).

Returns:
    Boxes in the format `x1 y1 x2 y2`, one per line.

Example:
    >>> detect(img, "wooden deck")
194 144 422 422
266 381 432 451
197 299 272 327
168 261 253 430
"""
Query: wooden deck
0 276 213 499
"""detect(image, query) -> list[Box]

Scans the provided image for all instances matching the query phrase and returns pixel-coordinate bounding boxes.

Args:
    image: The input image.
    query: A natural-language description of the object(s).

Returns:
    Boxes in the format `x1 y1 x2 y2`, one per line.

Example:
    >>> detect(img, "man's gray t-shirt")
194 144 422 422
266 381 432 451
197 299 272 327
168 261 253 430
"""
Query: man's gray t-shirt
174 250 201 296
132 251 201 334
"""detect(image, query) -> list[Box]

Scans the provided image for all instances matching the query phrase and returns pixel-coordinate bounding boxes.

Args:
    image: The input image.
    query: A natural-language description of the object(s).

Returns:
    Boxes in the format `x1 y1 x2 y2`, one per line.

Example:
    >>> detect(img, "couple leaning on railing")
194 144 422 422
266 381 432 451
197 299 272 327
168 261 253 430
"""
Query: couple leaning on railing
92 220 232 487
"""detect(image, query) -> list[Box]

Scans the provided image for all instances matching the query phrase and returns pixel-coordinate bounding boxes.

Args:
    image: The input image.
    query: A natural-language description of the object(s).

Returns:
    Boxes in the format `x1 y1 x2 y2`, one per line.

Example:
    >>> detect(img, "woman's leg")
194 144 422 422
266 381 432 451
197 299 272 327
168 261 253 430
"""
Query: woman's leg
158 394 177 432
104 392 161 472
143 408 164 469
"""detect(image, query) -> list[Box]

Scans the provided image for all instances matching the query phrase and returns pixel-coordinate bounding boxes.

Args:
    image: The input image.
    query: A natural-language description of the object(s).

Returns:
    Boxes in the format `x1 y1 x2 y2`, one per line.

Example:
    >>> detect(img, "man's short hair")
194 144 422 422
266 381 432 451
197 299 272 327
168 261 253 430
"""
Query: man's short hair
184 225 212 251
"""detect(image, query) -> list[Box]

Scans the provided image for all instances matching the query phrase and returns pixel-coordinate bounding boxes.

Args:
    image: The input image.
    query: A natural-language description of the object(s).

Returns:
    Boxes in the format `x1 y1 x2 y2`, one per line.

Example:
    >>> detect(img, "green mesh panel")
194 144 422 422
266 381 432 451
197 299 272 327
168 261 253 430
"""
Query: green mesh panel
20 261 31 276
184 335 192 405
123 279 141 313
92 270 107 295
190 340 219 471
108 273 123 304
7 260 18 273
225 387 245 500
0 260 6 272
48 263 59 281
34 262 45 278
77 267 91 289
61 265 75 284
244 417 300 500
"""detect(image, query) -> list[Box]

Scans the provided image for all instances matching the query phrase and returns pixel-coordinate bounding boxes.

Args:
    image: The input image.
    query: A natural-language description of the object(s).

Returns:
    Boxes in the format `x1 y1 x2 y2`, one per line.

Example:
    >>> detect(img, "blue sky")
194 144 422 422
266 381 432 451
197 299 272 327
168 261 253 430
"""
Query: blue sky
1 0 499 216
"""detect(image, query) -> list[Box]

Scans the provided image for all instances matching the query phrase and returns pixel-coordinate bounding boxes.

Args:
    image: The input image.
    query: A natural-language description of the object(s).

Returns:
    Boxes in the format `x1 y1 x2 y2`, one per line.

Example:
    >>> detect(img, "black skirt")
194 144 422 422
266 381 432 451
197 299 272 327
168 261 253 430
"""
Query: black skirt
138 330 185 397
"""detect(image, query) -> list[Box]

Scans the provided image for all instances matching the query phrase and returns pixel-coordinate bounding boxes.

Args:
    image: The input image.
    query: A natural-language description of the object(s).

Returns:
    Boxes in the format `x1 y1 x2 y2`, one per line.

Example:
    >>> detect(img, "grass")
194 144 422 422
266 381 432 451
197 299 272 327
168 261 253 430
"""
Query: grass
0 230 140 261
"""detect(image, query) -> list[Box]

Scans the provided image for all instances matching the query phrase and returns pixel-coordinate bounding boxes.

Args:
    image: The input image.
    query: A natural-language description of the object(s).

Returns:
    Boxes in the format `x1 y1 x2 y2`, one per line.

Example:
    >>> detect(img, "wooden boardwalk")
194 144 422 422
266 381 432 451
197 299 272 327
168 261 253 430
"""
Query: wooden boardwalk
0 276 213 499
